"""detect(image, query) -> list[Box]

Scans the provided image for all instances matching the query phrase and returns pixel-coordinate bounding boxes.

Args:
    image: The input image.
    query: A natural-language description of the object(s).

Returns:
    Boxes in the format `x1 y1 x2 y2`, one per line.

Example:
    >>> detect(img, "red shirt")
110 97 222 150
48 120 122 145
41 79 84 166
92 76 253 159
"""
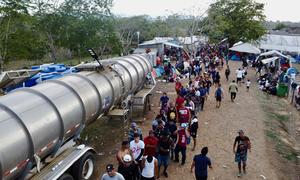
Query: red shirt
144 136 158 156
178 107 190 124
177 129 187 147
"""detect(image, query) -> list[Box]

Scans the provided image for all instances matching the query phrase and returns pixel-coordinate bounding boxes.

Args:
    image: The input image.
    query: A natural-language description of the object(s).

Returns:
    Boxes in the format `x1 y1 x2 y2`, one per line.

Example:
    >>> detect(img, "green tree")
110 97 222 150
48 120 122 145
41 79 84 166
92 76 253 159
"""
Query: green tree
204 0 267 46
0 0 46 69
273 22 287 31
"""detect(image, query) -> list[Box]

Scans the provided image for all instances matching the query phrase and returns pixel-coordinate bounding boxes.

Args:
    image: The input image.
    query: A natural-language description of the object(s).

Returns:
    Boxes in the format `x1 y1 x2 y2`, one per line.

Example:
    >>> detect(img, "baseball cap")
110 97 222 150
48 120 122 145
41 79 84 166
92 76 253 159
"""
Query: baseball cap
123 154 132 162
106 164 114 172
131 122 137 128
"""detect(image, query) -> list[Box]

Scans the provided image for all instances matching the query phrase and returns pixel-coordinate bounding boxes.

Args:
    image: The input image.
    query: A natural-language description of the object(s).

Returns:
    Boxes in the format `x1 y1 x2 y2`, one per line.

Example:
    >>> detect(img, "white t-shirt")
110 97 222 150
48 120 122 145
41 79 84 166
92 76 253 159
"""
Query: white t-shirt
246 81 251 87
101 172 125 180
130 140 145 160
236 70 243 78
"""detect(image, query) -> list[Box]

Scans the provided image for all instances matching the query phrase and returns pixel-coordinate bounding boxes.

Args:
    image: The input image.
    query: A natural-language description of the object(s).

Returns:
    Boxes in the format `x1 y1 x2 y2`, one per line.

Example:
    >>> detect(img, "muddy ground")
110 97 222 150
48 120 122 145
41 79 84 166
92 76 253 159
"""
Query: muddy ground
83 61 300 180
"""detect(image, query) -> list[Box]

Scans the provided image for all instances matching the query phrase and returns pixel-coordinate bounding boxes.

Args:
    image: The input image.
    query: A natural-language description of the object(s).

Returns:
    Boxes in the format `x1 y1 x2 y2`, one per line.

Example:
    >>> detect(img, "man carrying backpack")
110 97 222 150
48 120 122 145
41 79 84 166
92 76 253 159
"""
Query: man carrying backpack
215 83 224 108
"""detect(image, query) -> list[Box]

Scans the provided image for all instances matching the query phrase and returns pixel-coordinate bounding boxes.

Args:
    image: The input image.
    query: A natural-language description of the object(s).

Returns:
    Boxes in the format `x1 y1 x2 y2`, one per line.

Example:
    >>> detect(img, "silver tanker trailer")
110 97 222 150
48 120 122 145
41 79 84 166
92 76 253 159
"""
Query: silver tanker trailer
0 53 155 180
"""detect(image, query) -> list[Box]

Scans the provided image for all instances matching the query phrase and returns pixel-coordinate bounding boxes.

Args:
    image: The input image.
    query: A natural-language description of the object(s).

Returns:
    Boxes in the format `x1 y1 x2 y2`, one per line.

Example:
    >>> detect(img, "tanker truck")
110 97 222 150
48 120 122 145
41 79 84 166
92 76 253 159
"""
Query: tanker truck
0 53 155 180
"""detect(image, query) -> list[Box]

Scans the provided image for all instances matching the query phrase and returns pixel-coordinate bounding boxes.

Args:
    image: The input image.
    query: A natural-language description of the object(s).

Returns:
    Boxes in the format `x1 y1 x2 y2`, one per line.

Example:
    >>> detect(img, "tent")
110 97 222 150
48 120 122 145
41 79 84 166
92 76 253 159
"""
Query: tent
259 50 289 59
261 57 279 64
229 42 261 54
259 34 300 53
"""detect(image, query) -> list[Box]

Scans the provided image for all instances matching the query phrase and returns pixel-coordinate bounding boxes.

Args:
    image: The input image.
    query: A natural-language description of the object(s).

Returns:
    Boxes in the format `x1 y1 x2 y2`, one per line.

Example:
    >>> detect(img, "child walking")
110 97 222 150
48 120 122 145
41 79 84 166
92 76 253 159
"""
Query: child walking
246 79 251 92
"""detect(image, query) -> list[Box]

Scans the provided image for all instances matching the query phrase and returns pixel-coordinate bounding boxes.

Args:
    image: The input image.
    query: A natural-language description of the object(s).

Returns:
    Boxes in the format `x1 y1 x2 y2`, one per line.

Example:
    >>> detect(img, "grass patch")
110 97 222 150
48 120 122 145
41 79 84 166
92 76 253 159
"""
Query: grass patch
256 89 298 162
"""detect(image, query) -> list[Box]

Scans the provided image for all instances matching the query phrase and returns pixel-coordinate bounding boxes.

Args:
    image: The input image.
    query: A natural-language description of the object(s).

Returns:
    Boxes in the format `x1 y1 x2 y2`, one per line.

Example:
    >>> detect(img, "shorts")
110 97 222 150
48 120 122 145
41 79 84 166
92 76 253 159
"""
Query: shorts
216 96 222 102
158 154 169 166
235 152 247 163
247 86 250 89
190 131 197 139
237 78 242 82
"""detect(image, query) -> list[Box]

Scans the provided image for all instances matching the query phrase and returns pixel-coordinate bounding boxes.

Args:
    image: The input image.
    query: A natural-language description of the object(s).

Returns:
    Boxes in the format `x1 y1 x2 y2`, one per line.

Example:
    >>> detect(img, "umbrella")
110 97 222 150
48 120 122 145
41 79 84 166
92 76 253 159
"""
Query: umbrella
229 42 261 54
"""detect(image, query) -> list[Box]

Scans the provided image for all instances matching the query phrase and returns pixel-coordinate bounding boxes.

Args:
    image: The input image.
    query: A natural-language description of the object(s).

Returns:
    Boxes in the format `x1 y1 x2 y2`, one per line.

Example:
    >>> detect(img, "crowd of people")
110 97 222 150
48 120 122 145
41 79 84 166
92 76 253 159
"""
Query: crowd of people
100 44 252 180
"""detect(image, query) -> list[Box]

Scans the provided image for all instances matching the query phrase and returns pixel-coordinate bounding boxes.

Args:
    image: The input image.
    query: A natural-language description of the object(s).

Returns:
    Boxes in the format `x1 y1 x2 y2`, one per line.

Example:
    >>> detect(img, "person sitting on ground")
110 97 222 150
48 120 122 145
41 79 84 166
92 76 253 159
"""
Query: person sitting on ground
116 141 132 167
144 130 158 157
101 164 125 180
128 122 143 142
118 155 139 180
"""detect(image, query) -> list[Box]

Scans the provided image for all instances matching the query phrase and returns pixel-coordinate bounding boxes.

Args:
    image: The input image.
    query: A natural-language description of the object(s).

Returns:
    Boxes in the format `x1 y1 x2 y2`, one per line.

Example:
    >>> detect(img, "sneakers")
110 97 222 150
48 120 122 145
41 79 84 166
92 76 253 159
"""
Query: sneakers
163 172 168 178
237 173 242 177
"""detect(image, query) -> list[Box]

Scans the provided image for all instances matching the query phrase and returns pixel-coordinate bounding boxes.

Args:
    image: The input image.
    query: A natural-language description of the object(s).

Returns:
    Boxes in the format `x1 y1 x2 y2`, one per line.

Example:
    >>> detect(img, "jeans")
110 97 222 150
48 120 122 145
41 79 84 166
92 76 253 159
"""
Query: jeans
158 154 169 167
174 145 186 164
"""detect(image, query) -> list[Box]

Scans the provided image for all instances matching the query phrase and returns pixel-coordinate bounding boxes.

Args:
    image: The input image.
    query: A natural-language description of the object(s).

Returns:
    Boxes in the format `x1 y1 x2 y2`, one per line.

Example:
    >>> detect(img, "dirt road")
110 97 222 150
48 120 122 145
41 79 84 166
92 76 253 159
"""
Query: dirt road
92 60 300 179
145 61 278 180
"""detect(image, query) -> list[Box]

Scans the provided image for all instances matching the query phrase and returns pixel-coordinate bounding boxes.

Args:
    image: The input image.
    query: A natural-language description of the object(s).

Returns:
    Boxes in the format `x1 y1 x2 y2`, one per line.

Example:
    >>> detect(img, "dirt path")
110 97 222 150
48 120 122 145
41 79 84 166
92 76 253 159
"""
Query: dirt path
147 61 279 180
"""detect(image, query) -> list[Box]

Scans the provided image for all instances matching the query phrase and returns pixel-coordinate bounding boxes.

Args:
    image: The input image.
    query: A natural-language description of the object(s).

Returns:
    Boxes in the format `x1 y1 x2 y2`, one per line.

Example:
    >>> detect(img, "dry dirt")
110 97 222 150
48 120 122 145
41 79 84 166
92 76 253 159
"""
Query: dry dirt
89 60 300 180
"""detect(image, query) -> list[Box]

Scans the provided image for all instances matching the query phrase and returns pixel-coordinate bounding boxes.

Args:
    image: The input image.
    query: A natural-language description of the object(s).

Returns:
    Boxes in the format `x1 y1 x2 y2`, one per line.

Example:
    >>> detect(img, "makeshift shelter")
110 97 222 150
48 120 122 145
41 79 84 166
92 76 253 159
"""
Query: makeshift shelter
229 42 261 54
259 34 300 53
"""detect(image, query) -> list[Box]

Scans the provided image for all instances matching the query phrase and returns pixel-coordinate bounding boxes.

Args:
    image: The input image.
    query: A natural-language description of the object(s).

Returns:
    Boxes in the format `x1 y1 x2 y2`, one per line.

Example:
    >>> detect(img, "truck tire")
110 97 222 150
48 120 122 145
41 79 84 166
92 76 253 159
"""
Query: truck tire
71 151 95 180
58 173 74 180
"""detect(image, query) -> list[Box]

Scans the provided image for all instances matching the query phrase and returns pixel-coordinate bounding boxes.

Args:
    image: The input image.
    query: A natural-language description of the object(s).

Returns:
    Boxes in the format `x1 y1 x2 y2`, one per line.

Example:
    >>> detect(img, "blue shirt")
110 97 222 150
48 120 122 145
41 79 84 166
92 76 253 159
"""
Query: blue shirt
160 96 169 105
193 154 211 177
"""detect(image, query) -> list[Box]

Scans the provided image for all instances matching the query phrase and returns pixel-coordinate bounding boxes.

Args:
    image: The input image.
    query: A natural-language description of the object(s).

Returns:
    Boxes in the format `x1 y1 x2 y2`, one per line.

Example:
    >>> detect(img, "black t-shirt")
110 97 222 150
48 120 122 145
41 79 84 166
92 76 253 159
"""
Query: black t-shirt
158 138 172 156
118 163 139 180
167 123 177 140
235 136 250 153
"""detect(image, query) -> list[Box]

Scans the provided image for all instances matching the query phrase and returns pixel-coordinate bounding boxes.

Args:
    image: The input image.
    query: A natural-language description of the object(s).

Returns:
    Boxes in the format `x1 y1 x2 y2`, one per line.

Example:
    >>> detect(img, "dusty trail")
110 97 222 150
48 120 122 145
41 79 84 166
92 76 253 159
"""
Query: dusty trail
148 61 278 180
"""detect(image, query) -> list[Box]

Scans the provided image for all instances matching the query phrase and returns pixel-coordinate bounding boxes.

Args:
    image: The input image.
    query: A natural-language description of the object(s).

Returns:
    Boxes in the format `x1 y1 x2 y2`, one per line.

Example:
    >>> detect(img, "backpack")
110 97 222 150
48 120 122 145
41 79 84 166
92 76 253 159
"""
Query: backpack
215 88 222 97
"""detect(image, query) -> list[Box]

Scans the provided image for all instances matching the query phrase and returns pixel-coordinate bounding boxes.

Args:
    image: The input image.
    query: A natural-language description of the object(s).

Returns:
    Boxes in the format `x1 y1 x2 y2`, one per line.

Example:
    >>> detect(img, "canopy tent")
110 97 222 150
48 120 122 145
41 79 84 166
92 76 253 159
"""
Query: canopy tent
229 42 261 54
261 57 279 64
259 50 289 59
138 39 183 48
258 34 300 53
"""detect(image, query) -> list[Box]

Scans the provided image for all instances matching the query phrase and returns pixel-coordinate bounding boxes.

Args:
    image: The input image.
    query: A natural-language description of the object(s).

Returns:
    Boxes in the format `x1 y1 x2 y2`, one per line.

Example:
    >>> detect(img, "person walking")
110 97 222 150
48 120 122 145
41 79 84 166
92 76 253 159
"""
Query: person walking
189 116 199 151
144 130 158 157
229 80 238 102
175 123 190 165
116 141 132 168
118 155 139 180
130 133 145 166
233 130 251 177
191 147 212 180
246 79 251 92
141 155 158 180
157 132 172 178
236 68 243 85
215 84 224 108
101 164 125 180
225 66 230 81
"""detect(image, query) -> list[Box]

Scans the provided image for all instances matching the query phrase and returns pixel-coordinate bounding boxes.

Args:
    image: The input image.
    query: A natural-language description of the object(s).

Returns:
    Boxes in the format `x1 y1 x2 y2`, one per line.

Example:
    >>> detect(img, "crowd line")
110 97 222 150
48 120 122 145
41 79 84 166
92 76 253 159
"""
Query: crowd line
101 44 252 180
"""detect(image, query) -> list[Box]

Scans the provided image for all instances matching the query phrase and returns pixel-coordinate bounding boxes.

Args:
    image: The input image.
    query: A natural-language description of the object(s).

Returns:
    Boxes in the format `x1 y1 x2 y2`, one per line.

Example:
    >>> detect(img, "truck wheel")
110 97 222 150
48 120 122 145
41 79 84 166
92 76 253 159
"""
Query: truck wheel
58 173 74 180
71 151 95 180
